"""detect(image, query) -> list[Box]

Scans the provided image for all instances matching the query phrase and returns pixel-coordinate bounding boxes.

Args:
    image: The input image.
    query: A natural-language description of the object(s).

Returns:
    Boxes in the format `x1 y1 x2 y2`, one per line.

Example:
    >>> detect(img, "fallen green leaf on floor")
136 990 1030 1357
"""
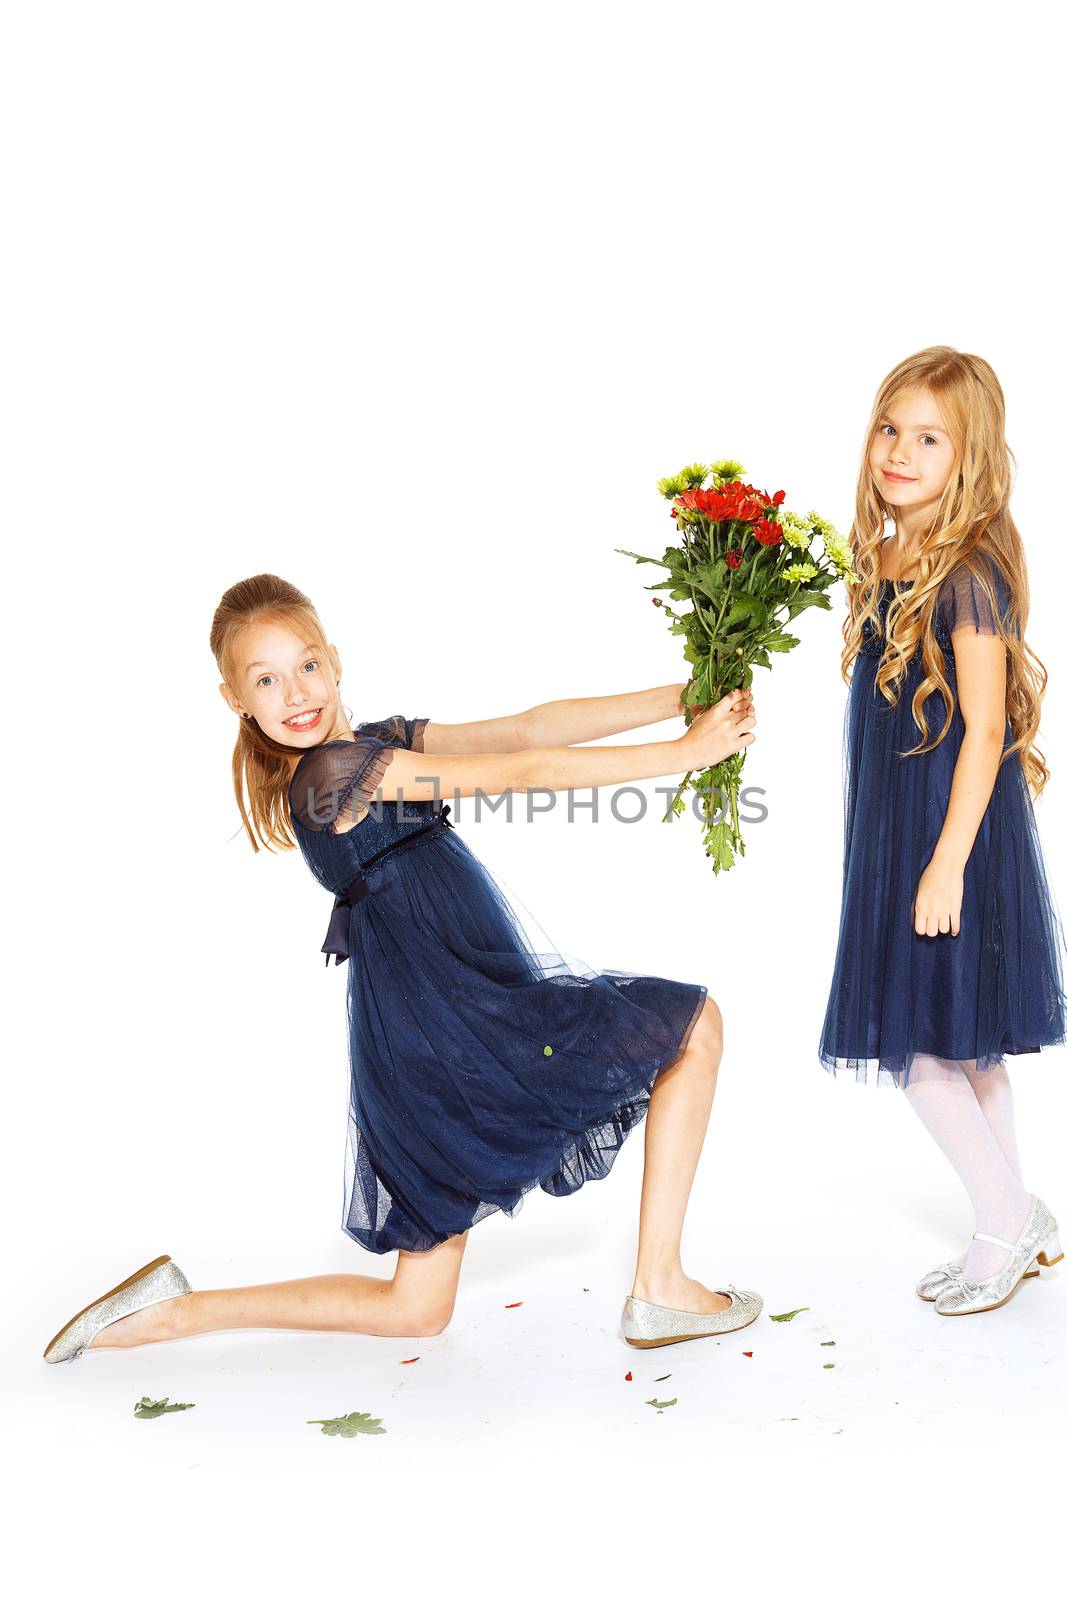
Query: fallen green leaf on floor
646 1398 677 1411
133 1395 195 1420
769 1307 810 1322
543 1046 553 1056
821 1340 836 1347
653 1374 671 1382
823 1363 835 1370
306 1411 387 1437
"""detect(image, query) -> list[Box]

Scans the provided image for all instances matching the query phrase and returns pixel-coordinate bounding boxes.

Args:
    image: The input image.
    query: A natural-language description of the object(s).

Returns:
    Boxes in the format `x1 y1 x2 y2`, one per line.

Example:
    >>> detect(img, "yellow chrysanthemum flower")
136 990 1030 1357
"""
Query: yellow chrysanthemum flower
780 511 812 550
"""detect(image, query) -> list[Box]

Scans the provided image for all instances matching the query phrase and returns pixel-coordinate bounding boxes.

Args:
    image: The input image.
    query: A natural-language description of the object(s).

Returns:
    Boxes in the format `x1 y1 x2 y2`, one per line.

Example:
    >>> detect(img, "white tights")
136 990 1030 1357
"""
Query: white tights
903 1054 1030 1278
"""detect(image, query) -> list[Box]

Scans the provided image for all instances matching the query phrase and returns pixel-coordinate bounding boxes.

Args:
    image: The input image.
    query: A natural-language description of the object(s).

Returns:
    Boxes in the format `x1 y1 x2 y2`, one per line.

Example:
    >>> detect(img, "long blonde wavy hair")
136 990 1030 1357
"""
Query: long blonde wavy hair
210 573 336 852
842 345 1050 796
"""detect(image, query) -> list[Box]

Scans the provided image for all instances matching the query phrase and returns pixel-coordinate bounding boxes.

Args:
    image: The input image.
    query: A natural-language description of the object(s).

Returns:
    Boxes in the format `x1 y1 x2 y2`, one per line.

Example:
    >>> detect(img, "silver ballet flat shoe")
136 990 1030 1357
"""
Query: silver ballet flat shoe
915 1258 1038 1302
43 1254 192 1363
621 1285 763 1348
935 1196 1063 1317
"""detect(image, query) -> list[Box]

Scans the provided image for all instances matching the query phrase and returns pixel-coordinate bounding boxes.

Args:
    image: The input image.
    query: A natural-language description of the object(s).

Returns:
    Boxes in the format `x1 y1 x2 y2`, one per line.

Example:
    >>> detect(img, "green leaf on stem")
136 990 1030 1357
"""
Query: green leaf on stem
722 593 767 624
615 547 675 569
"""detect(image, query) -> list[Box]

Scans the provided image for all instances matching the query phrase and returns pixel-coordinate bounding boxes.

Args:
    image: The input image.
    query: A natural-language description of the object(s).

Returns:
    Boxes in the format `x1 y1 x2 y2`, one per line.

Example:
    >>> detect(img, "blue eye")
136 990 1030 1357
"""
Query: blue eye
920 434 937 446
881 424 896 437
256 659 318 689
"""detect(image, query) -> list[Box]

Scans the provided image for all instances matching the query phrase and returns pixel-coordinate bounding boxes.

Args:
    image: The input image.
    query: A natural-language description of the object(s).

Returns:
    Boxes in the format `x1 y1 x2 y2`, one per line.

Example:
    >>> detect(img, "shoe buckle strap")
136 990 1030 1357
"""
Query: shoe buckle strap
972 1230 1014 1251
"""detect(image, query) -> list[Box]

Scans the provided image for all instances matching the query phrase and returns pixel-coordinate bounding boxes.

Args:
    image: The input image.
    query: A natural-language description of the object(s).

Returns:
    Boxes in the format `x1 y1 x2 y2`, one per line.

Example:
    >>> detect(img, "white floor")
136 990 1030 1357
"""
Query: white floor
11 1121 1065 1593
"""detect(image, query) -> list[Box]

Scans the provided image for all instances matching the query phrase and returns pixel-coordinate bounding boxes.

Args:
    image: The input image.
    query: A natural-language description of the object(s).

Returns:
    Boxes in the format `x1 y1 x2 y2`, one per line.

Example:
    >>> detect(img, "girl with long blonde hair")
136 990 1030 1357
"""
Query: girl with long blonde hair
43 579 765 1362
819 345 1067 1314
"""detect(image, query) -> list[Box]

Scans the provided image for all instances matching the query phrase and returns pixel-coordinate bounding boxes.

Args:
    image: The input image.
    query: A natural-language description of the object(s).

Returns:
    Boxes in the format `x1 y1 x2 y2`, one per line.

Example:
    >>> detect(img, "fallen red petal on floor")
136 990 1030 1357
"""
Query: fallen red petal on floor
400 1357 421 1365
742 1352 753 1358
504 1301 523 1308
624 1371 633 1381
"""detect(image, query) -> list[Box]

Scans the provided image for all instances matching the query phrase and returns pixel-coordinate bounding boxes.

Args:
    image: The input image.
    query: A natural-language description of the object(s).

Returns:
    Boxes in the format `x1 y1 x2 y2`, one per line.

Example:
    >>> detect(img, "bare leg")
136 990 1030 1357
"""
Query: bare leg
89 1230 470 1351
630 994 733 1313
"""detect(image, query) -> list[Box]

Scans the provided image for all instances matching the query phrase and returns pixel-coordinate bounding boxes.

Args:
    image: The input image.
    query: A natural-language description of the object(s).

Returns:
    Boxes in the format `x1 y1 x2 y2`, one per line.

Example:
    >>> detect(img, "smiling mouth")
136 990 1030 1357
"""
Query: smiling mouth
283 708 323 729
883 471 917 482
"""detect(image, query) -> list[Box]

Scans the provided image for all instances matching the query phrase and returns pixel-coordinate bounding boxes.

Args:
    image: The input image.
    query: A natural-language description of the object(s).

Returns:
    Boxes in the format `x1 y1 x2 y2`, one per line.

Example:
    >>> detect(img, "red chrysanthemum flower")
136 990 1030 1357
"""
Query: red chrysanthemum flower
676 479 785 526
725 548 743 568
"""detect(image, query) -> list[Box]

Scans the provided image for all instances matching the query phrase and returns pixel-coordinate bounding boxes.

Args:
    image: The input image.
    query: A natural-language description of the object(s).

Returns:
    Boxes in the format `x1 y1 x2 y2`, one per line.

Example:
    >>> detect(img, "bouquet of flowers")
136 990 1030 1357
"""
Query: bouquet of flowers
617 458 857 873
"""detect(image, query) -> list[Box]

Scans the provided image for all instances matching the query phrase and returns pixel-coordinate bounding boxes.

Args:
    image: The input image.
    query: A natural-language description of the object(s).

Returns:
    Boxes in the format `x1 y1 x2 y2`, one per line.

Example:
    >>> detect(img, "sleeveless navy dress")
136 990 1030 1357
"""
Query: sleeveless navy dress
819 554 1067 1086
289 715 707 1253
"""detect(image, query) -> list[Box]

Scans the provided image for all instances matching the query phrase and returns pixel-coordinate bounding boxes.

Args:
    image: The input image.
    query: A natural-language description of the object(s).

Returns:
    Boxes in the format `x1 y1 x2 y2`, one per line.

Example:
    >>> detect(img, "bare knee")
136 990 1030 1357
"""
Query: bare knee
425 1303 455 1337
387 1238 465 1338
692 993 724 1062
392 1297 455 1339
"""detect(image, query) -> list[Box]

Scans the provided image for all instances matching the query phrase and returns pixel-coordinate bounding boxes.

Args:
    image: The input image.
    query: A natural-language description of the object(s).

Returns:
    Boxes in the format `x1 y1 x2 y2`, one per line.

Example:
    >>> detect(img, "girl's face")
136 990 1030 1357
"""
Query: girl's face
868 385 957 528
221 621 349 752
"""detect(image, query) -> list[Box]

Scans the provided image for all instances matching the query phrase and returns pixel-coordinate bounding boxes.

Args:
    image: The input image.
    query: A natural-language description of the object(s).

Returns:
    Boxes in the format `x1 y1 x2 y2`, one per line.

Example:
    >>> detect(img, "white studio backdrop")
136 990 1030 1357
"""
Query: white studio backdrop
2 1 1063 1591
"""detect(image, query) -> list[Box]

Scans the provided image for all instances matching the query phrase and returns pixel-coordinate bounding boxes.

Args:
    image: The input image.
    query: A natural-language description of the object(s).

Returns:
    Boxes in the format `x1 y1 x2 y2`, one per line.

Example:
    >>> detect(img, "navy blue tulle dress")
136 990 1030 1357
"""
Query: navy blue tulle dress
289 715 707 1253
819 553 1067 1086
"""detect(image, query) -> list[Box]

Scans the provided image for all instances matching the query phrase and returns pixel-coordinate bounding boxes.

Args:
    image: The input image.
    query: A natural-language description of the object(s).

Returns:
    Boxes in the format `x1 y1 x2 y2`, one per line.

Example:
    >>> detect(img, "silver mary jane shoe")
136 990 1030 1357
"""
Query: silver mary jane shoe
43 1254 192 1363
916 1258 1038 1302
916 1260 965 1301
935 1196 1063 1317
621 1285 763 1349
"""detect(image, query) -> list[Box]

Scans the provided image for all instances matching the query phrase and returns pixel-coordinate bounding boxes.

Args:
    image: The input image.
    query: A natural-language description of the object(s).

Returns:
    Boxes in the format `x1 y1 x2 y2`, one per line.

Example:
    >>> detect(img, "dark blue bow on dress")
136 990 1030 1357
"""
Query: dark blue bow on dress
321 805 453 966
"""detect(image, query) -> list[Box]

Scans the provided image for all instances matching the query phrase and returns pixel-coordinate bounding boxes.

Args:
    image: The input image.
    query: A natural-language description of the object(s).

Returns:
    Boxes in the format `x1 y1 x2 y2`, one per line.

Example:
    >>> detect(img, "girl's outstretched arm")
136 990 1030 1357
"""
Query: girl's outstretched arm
518 683 688 747
362 689 754 822
422 684 687 756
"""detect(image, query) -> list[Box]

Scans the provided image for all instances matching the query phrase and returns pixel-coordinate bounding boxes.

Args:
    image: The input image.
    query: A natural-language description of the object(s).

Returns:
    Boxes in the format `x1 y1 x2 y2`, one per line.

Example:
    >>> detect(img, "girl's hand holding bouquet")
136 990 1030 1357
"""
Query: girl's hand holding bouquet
678 688 757 771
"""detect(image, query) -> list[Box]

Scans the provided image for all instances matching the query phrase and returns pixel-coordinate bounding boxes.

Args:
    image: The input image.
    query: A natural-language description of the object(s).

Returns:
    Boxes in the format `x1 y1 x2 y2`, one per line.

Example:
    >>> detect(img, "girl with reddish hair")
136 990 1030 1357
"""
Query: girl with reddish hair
44 583 763 1361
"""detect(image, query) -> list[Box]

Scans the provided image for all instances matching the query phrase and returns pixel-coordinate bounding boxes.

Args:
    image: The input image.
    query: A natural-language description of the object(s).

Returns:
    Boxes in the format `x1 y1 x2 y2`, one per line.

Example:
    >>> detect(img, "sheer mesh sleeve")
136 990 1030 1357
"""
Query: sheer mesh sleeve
937 554 1014 638
289 736 398 833
352 713 430 751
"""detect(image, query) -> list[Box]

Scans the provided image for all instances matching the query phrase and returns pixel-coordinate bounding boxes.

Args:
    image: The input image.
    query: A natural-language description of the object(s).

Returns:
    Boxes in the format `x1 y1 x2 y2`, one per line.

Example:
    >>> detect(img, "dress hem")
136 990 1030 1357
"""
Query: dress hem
817 1028 1067 1089
343 983 710 1254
